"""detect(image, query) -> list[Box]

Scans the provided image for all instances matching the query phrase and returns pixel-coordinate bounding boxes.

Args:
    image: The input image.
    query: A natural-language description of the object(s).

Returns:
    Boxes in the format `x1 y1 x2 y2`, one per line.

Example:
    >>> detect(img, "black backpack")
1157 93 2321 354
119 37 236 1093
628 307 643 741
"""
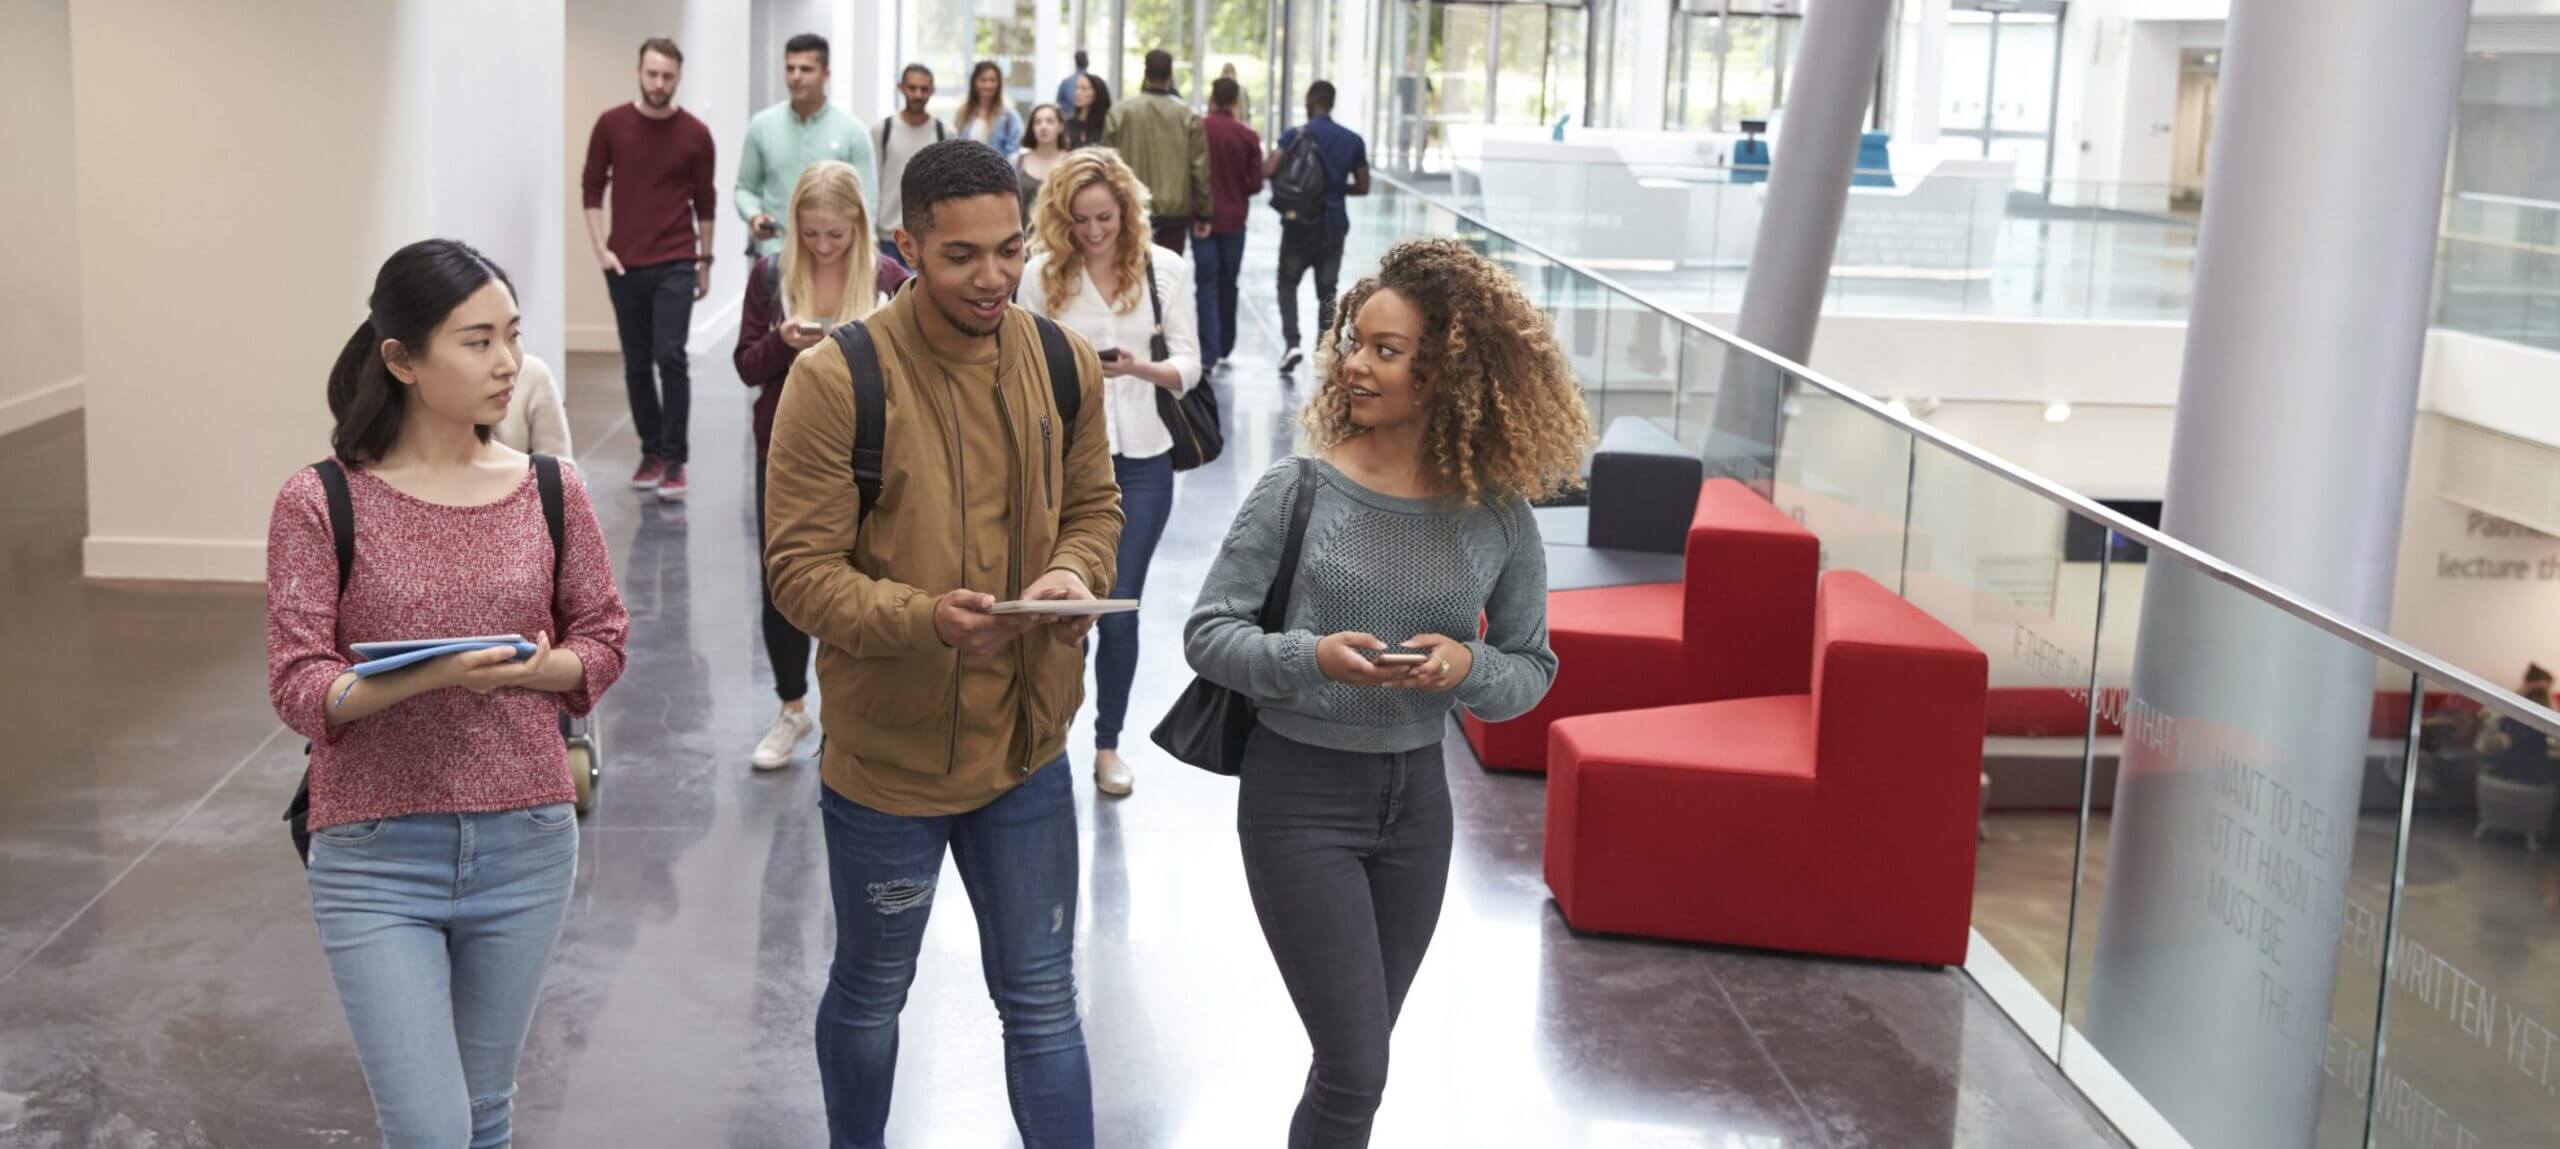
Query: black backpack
826 313 1081 524
284 455 568 865
1137 259 1223 472
877 114 950 159
1269 130 1329 224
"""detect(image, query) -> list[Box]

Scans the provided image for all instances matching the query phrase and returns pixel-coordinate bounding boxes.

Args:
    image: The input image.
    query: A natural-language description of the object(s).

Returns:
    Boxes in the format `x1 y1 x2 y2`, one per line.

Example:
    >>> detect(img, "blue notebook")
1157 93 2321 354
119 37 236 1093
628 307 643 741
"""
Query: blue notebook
348 635 537 678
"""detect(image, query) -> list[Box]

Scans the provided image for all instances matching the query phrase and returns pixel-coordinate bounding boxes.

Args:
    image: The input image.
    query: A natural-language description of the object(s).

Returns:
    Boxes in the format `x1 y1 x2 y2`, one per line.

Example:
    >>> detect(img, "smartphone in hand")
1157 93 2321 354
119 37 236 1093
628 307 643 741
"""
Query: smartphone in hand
790 319 828 338
1097 347 1125 363
1363 646 1432 667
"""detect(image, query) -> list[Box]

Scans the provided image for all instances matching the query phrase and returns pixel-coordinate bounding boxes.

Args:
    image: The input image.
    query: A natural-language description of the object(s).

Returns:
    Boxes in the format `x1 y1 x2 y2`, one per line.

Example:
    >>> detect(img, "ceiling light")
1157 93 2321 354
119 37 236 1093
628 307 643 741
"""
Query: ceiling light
1883 398 1913 419
2044 401 2073 423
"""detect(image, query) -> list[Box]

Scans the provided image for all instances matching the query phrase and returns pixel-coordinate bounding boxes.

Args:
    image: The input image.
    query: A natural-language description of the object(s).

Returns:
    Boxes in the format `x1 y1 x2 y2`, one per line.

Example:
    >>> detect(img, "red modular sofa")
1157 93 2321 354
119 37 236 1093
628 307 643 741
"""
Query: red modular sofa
1544 571 1990 966
1464 479 1819 772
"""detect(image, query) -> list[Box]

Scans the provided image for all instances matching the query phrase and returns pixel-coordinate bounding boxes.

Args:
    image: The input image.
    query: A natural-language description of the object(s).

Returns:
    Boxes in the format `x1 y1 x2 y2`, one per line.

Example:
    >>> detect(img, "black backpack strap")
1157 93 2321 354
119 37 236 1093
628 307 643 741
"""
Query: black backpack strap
1030 313 1081 432
829 321 888 525
1257 458 1318 631
311 459 355 598
530 454 566 602
1141 258 1168 361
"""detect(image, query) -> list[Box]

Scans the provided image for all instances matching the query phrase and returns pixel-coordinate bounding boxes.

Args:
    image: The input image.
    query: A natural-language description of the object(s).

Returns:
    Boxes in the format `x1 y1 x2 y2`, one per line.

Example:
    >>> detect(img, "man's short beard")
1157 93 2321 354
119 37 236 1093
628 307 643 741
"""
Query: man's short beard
931 290 1003 339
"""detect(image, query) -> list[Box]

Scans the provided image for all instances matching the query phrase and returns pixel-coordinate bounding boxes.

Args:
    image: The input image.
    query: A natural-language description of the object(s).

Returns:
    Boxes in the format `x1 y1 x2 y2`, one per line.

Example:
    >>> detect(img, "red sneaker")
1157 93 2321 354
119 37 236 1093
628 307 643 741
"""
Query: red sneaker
630 456 666 490
656 463 688 502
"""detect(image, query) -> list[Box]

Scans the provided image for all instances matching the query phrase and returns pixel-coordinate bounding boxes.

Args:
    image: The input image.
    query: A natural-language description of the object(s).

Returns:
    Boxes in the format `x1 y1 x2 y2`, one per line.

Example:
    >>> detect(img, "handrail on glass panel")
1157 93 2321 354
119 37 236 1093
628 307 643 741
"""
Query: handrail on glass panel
1372 169 2560 739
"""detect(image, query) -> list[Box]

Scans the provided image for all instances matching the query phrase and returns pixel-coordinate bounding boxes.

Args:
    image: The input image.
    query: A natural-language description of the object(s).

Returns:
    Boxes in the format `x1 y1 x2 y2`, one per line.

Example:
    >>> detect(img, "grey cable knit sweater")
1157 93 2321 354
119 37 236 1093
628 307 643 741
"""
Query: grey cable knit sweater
1183 457 1558 754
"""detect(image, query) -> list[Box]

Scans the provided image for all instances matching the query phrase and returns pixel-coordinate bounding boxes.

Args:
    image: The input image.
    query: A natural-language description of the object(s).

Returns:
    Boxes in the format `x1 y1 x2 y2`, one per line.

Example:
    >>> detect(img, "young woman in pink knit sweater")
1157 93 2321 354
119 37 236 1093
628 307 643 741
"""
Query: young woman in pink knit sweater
265 238 628 1148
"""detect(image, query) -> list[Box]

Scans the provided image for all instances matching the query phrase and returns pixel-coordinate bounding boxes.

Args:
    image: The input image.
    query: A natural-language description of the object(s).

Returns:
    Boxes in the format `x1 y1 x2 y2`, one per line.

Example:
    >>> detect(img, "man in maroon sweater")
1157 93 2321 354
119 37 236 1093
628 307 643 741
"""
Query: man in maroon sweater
582 36 718 501
1196 76 1262 373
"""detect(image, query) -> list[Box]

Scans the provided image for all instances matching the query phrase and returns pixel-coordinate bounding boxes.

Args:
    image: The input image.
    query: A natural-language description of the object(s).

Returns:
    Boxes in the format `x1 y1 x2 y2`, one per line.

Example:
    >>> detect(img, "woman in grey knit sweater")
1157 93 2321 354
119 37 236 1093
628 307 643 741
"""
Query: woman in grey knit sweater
1184 238 1594 1147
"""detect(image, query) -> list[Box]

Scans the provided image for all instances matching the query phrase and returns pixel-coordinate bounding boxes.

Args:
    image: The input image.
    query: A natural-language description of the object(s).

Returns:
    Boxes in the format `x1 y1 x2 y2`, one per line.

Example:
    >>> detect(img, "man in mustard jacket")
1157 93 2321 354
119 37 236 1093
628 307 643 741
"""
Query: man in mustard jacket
764 139 1122 1148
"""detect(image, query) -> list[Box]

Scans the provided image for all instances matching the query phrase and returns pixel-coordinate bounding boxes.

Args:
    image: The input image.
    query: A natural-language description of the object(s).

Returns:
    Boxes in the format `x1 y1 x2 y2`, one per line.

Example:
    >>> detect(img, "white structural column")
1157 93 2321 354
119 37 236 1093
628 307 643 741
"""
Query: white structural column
1628 0 1674 134
1887 0 1947 146
833 0 898 122
2082 0 2472 1145
76 0 565 582
1704 0 1893 480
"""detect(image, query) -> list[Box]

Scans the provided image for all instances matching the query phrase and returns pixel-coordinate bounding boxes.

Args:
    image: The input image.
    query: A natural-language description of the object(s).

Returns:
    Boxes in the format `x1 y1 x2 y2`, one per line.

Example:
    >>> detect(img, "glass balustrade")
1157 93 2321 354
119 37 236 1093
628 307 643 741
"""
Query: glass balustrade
1402 153 2560 354
1355 172 2560 1149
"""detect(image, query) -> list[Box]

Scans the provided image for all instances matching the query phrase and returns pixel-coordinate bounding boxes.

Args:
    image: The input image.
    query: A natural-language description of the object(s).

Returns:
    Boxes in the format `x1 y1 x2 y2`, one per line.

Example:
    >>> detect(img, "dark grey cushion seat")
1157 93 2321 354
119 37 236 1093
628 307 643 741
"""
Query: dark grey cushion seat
1588 416 1703 554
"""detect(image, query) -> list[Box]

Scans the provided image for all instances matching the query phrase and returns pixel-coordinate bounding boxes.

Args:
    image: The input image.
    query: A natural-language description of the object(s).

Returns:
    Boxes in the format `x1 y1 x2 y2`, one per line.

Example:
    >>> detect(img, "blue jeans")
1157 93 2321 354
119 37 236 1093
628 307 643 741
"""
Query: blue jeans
307 805 580 1149
1095 452 1175 750
1193 230 1247 367
816 760 1092 1149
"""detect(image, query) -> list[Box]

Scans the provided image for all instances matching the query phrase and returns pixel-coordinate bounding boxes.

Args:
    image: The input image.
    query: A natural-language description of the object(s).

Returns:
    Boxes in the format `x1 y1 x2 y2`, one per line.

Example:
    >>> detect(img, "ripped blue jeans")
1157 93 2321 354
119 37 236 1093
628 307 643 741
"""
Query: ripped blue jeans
816 757 1091 1149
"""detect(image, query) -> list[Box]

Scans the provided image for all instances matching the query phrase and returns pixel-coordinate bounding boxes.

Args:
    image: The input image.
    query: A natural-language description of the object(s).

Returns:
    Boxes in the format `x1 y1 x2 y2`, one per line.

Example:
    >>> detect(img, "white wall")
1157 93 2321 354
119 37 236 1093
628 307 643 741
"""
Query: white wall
2049 5 2187 212
2388 414 2560 687
76 0 567 581
386 2 567 385
0 0 86 437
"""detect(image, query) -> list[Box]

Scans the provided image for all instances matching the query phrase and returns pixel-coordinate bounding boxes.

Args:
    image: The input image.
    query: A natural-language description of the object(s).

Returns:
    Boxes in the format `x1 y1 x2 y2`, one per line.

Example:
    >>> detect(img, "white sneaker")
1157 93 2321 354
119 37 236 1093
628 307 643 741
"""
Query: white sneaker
752 709 815 771
1279 347 1305 372
1094 751 1135 797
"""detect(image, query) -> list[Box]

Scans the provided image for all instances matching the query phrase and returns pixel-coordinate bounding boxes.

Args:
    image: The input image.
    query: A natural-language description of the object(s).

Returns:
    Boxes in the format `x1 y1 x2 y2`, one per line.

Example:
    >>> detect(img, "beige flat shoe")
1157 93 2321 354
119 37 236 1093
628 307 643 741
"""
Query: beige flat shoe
1094 751 1135 797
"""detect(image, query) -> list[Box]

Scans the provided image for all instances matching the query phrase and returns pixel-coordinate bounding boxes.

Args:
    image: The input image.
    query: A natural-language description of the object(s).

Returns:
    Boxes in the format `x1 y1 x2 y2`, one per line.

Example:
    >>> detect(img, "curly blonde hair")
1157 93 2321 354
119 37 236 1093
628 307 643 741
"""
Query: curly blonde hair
1029 148 1154 315
1302 239 1595 504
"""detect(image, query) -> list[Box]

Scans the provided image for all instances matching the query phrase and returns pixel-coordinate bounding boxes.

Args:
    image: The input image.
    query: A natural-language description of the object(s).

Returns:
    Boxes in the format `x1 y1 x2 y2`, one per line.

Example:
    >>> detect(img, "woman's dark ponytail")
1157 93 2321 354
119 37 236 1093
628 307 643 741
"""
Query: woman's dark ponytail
326 239 514 465
326 318 391 464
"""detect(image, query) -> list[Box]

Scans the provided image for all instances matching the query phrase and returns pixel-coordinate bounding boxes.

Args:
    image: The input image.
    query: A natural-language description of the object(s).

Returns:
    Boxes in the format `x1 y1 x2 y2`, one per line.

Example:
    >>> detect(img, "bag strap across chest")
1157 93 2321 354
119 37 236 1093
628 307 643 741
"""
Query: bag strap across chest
827 314 1081 525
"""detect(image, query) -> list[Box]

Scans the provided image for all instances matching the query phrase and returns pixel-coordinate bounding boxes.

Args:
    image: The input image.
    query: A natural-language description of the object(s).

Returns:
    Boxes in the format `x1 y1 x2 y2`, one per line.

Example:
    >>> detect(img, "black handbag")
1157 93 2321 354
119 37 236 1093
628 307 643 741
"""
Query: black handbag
1142 258 1224 472
1151 458 1315 775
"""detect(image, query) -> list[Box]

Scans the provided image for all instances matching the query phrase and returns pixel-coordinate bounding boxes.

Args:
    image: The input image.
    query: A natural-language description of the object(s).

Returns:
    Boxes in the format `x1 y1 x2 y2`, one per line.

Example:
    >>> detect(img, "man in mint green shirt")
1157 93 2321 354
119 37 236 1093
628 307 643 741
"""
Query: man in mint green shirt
737 32 876 258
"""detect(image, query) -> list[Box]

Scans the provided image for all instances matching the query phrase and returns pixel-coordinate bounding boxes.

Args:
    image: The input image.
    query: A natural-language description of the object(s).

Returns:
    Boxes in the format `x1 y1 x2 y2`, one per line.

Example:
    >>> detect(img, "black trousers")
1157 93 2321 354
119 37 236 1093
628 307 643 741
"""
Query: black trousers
1276 222 1347 350
605 260 696 465
1149 215 1192 255
754 460 810 703
1238 724 1452 1149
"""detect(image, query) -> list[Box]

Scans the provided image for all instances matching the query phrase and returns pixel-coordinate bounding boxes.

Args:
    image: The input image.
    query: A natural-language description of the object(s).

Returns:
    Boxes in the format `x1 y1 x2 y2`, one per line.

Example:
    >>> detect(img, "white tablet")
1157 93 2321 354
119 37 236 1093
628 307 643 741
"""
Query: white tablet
985 599 1141 617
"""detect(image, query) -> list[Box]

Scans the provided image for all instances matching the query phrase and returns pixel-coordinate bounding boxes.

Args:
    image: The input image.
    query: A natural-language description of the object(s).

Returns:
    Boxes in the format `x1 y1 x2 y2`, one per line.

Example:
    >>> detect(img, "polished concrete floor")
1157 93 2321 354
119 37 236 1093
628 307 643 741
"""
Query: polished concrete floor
0 217 2126 1147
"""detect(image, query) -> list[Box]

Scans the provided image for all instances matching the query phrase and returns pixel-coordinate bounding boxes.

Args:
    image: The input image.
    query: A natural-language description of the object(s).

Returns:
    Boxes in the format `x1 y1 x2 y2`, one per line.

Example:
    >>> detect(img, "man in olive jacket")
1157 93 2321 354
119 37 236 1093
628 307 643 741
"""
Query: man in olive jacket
1104 47 1213 254
763 139 1121 1148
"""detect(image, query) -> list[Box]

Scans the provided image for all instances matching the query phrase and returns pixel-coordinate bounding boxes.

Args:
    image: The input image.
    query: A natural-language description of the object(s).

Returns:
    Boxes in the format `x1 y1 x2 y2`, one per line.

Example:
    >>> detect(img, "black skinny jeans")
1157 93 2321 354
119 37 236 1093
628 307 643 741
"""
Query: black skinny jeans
1276 222 1347 350
605 259 695 465
754 459 810 703
1238 724 1452 1149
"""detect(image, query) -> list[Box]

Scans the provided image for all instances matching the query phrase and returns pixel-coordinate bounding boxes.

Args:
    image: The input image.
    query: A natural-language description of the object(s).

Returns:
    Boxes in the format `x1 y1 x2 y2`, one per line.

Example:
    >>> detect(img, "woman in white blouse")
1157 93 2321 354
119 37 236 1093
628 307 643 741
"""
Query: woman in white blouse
1018 147 1202 799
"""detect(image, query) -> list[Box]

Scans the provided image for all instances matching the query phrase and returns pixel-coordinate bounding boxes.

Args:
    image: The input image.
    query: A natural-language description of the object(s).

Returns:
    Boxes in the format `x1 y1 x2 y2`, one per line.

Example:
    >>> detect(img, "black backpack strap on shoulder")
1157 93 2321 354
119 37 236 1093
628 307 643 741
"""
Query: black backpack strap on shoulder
311 459 355 598
530 454 566 601
1258 458 1318 631
829 321 889 525
1029 313 1081 432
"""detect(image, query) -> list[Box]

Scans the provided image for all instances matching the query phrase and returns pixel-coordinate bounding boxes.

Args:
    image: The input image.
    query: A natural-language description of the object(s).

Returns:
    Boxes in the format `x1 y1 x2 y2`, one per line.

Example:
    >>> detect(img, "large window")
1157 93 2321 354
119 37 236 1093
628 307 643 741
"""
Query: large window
1668 2 1802 132
1939 0 2063 185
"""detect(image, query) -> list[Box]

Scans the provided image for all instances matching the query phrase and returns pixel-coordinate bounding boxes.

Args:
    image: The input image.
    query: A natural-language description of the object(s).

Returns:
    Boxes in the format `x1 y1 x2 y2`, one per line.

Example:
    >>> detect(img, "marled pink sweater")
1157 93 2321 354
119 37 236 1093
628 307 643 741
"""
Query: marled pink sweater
266 463 629 831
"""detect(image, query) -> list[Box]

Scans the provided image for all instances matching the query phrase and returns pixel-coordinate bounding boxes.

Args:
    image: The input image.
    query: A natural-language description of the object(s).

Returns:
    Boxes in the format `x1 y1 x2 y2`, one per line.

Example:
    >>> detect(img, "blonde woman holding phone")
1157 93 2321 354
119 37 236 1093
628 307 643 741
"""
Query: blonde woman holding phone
734 160 910 771
1017 147 1201 798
